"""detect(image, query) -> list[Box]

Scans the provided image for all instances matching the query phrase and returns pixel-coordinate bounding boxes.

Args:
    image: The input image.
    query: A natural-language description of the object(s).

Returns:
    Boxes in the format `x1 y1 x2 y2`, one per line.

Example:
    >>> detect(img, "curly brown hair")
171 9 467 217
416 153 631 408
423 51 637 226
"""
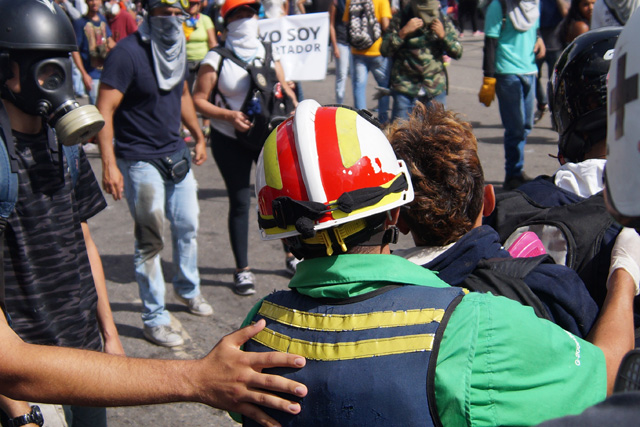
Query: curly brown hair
389 102 484 246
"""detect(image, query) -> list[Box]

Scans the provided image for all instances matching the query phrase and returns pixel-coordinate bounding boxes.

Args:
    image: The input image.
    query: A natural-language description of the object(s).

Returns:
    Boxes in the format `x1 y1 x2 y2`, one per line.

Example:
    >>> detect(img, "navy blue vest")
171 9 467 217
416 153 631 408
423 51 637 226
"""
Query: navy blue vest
244 284 466 426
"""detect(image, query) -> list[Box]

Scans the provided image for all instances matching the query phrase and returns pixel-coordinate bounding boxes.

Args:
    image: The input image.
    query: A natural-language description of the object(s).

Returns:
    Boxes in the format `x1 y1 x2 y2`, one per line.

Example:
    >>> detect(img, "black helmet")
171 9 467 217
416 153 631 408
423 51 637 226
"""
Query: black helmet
0 0 77 52
549 27 621 163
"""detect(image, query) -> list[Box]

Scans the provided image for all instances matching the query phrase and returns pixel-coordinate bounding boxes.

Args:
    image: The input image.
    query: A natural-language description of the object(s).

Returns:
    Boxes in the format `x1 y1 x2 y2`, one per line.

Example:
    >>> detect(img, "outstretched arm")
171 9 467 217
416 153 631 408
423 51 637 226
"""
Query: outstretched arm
0 317 307 426
587 227 639 395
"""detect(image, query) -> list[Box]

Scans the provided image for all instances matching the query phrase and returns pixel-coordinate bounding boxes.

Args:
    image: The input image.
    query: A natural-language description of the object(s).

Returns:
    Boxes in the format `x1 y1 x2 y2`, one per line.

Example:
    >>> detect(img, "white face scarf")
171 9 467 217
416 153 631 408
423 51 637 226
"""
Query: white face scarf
138 15 187 91
604 0 640 24
505 0 540 32
225 17 262 63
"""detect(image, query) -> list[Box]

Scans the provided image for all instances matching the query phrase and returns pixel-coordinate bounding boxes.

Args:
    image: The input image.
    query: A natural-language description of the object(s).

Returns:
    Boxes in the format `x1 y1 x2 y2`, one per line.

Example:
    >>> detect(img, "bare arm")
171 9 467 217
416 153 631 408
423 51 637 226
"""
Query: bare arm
207 27 218 49
329 2 340 58
0 315 307 426
81 221 125 356
71 51 93 93
275 61 298 109
381 16 390 31
587 228 639 395
192 63 252 132
587 269 636 395
180 81 207 166
95 83 125 201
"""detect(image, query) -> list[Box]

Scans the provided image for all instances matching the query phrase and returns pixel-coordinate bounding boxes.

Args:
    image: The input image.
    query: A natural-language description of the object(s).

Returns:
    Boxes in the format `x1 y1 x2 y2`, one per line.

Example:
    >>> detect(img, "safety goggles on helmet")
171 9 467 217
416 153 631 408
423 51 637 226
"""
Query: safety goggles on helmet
145 0 189 11
604 10 640 229
255 100 414 246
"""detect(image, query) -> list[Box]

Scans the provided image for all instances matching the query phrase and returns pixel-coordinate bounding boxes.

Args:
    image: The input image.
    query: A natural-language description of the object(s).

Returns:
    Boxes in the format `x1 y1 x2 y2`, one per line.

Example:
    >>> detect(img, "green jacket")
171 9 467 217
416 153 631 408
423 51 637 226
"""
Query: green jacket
381 8 462 98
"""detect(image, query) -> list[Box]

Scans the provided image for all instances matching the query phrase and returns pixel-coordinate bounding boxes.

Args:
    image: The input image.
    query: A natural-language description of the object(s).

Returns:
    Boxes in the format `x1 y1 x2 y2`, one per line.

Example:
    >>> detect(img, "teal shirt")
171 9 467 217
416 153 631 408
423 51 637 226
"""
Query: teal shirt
242 254 606 425
484 0 539 75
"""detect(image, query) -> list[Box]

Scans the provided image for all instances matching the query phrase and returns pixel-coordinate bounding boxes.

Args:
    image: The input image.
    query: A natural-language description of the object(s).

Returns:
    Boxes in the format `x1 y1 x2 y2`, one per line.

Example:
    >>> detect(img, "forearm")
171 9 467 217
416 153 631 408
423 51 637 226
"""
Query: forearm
0 395 32 418
587 269 636 395
96 112 117 169
82 223 122 350
482 36 498 77
275 63 297 106
2 338 198 406
181 90 205 142
71 51 89 78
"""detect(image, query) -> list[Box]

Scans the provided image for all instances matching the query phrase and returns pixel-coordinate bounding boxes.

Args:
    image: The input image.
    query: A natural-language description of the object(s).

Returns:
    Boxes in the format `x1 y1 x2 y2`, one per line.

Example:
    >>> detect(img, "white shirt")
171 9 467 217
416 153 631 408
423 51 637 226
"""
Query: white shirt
554 158 607 198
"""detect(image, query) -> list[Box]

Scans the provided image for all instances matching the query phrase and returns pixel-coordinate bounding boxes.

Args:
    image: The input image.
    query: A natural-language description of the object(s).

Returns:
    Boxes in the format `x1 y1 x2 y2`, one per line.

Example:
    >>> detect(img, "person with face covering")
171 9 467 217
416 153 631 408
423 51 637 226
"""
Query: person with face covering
192 0 297 296
591 0 639 28
381 0 462 120
96 0 213 348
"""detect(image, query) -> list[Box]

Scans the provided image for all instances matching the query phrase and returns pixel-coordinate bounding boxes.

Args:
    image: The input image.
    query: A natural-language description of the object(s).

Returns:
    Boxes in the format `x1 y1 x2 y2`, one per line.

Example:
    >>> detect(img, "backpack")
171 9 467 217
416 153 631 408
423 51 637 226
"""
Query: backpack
347 0 381 51
491 188 621 307
462 255 555 322
211 42 293 151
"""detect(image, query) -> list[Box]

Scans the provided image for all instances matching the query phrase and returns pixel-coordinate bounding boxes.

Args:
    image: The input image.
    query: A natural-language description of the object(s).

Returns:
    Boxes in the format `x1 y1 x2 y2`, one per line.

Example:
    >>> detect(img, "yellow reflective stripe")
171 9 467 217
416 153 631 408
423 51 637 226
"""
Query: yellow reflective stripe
253 327 435 361
262 126 282 190
258 300 445 331
335 108 361 168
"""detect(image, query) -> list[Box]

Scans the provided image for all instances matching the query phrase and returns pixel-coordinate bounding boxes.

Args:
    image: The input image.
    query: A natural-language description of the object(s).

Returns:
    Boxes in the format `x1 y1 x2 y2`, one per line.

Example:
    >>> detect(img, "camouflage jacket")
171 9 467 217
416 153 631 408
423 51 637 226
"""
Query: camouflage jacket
380 8 462 98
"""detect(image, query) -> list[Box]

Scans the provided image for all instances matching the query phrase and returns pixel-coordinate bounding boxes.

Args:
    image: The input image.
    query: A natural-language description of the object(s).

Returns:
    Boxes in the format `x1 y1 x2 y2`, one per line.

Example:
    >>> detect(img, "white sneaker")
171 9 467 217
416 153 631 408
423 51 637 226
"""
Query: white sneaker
234 270 256 296
176 293 213 316
143 325 184 347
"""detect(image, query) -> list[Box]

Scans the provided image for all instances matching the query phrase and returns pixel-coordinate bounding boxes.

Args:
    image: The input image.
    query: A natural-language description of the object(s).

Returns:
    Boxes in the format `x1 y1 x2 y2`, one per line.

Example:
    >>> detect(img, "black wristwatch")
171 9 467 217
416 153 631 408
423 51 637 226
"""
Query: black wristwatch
8 405 44 427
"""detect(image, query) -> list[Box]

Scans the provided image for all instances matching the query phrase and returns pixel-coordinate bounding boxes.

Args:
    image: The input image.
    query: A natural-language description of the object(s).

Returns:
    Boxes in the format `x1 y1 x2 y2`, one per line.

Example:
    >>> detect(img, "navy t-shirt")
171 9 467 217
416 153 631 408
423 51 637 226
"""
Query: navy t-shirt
100 33 186 160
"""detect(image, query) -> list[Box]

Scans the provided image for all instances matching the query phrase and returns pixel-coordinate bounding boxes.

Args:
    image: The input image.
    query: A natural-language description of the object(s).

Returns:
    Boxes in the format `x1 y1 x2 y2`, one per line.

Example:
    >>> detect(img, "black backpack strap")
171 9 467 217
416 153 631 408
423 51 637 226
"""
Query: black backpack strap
463 255 554 321
210 46 242 111
211 45 250 71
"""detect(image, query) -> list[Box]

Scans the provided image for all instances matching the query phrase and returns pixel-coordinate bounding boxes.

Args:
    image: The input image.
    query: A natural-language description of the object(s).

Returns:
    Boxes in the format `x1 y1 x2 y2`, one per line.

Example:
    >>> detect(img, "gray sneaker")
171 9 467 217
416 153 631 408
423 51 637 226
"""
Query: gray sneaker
234 270 256 296
143 324 184 347
176 293 214 317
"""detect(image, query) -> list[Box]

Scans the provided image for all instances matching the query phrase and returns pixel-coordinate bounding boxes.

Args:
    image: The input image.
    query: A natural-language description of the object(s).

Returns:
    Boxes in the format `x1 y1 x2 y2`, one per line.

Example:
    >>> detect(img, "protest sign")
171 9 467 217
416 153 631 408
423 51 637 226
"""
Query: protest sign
258 12 329 81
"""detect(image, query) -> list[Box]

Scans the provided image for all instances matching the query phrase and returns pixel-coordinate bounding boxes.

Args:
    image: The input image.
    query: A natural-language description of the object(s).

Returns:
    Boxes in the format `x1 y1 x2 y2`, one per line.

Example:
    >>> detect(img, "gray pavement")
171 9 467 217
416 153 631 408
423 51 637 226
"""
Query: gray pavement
88 31 560 426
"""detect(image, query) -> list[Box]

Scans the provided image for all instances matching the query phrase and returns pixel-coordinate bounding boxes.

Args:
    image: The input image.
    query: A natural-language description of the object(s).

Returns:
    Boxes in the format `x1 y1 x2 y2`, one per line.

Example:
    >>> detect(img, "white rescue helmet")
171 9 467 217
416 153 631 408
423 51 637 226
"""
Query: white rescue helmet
605 9 640 228
255 100 414 247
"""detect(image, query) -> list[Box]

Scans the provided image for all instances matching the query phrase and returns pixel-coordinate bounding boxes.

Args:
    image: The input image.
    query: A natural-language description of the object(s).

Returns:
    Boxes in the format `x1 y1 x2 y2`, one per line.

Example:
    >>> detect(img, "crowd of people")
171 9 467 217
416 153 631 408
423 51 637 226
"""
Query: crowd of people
1 0 640 426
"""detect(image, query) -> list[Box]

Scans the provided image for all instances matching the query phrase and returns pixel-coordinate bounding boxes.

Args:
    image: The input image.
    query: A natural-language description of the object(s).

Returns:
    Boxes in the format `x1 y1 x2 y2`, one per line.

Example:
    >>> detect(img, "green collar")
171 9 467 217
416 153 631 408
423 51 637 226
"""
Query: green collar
289 254 448 299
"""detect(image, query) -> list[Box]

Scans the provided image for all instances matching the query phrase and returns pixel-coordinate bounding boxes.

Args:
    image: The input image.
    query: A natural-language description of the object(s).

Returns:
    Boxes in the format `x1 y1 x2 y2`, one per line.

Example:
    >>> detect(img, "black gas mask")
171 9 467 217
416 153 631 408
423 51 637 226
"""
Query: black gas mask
1 51 104 146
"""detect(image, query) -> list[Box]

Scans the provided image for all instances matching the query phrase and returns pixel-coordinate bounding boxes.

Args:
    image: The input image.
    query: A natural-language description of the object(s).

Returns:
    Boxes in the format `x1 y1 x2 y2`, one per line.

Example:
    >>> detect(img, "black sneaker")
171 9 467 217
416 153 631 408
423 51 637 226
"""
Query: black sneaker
233 270 256 296
503 173 531 191
285 256 301 277
534 105 548 124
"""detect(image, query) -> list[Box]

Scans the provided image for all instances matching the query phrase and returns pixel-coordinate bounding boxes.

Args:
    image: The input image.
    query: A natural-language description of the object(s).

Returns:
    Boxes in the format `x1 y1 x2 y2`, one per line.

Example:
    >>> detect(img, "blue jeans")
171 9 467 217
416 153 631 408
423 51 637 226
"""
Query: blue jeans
335 43 351 104
88 78 100 105
71 61 86 97
352 54 390 124
535 49 560 107
391 90 447 121
117 158 201 327
495 74 536 178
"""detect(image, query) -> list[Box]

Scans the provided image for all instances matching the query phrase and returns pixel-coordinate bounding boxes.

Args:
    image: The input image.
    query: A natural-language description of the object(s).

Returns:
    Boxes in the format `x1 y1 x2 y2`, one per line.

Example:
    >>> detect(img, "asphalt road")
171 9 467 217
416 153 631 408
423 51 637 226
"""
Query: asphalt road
87 31 560 426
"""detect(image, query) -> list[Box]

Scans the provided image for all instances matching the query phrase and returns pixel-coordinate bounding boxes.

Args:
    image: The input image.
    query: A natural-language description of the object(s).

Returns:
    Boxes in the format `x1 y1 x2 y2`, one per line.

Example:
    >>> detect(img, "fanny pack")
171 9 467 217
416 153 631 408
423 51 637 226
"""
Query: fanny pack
147 147 191 183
